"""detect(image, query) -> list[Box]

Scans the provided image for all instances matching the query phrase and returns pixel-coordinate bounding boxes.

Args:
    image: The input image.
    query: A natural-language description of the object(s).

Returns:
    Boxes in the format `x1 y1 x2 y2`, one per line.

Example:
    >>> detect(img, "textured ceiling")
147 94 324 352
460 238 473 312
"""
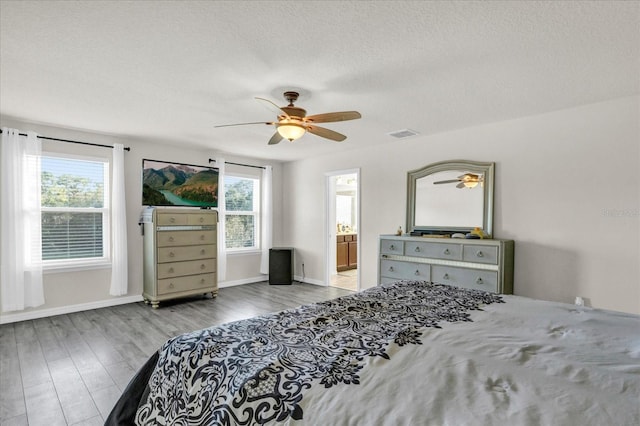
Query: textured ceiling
1 1 638 162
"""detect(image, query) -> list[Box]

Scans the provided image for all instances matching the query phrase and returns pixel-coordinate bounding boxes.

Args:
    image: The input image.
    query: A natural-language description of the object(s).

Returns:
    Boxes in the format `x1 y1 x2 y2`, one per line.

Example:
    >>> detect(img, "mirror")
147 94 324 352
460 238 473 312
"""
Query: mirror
406 160 495 236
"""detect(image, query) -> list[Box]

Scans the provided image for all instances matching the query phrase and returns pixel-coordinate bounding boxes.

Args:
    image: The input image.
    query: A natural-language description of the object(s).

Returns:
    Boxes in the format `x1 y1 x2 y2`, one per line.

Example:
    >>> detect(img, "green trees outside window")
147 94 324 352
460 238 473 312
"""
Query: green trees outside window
40 156 108 261
225 176 259 250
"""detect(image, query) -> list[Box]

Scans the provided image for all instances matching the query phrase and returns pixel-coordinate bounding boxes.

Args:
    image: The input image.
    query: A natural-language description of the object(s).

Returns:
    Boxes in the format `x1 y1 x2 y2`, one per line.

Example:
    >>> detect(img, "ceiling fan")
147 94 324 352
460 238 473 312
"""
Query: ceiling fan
214 91 361 145
434 173 484 189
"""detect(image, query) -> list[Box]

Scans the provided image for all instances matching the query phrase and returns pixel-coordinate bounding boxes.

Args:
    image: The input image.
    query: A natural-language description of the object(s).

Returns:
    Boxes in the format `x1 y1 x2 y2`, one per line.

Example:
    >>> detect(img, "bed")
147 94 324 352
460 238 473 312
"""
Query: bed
106 280 640 425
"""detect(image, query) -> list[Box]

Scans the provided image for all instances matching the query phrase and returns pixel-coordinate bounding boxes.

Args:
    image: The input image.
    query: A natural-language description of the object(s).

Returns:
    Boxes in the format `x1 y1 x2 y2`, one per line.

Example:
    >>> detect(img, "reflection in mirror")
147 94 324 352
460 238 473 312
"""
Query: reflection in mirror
407 160 494 236
415 171 484 228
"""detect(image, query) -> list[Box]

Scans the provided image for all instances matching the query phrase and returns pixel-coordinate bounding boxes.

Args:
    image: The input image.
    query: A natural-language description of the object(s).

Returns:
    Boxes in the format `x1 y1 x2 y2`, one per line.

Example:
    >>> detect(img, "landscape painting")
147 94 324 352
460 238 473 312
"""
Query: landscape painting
142 159 219 208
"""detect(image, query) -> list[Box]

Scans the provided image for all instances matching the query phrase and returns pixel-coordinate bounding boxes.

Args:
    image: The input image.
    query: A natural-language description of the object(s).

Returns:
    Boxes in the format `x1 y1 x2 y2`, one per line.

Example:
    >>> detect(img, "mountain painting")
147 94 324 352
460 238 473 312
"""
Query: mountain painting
142 159 219 207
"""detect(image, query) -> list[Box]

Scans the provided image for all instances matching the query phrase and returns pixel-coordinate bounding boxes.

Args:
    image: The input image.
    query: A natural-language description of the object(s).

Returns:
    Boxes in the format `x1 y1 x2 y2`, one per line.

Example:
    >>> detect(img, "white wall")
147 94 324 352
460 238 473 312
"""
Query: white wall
282 96 640 314
2 96 638 318
0 117 283 321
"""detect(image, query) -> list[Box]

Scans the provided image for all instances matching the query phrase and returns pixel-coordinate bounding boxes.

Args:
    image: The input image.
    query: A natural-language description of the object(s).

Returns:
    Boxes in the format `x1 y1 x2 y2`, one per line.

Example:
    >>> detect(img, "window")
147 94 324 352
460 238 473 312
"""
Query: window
40 154 110 267
224 175 260 251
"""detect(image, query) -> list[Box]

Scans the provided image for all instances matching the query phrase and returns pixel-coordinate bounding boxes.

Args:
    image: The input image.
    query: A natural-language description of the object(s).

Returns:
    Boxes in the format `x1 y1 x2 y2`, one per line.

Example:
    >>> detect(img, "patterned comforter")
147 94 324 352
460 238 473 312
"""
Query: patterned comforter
127 281 502 424
107 280 640 426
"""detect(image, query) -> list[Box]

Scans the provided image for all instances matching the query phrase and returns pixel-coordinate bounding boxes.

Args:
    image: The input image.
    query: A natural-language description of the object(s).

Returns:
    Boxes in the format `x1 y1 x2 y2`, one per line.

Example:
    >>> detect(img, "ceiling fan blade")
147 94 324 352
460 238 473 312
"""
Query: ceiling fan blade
304 111 361 123
255 97 290 118
268 132 284 145
214 121 274 128
456 182 466 189
433 179 460 184
306 125 347 142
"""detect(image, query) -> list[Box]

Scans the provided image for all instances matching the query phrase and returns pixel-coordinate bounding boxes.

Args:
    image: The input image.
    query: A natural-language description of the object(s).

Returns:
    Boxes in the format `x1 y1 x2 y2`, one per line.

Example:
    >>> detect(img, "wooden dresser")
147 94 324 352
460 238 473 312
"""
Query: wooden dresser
379 235 514 294
337 233 357 271
143 208 218 308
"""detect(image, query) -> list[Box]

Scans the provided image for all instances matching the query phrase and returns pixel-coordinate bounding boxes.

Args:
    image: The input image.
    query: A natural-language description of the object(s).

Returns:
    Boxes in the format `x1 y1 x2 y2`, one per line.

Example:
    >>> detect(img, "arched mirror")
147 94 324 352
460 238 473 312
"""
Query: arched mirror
406 160 494 236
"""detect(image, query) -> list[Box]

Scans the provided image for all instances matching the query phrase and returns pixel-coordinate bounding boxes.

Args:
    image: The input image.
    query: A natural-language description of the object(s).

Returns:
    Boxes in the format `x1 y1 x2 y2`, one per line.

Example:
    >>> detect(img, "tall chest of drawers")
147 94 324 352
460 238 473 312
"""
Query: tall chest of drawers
143 208 218 308
379 235 514 294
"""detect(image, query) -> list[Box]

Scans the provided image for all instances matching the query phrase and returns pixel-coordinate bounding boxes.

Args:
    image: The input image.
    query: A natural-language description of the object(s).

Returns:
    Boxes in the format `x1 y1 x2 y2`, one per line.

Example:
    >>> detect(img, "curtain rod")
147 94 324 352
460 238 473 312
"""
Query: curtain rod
0 129 131 151
208 158 265 169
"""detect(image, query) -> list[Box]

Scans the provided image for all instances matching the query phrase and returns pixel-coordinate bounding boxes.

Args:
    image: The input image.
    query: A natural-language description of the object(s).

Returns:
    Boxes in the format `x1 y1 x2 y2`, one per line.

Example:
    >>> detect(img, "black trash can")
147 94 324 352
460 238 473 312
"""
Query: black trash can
269 247 293 285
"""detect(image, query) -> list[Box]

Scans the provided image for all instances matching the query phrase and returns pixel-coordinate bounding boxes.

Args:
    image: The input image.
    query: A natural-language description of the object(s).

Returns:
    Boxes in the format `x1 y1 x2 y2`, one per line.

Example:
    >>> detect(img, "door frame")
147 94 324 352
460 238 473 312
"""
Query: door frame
325 168 360 291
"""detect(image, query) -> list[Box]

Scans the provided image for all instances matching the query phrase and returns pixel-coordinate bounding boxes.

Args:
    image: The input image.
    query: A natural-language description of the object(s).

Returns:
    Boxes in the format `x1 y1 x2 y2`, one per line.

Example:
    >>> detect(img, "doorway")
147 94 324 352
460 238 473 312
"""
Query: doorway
325 170 359 291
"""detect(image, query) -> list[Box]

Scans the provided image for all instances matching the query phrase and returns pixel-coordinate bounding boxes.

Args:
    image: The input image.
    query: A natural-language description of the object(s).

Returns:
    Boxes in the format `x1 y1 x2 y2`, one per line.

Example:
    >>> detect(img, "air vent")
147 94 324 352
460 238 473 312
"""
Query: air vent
387 129 419 139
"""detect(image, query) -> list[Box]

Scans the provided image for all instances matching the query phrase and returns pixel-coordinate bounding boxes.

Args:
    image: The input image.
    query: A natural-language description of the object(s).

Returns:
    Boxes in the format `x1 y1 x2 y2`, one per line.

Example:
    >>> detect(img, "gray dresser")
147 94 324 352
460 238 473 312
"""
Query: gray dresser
379 235 514 294
143 208 218 308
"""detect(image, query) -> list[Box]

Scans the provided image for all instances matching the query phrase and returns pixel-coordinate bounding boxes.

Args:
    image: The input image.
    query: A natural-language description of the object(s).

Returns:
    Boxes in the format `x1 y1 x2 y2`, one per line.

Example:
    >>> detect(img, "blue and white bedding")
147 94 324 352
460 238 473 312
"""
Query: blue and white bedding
107 280 640 425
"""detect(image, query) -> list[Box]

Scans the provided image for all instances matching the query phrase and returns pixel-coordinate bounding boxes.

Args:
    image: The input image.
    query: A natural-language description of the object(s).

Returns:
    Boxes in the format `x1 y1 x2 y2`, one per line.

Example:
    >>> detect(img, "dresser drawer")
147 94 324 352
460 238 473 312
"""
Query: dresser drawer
380 276 401 285
462 245 498 265
405 241 463 261
378 235 513 294
156 213 188 226
157 259 216 279
187 213 217 226
157 230 216 247
380 239 405 255
157 273 215 295
157 244 216 263
432 265 498 292
380 259 430 281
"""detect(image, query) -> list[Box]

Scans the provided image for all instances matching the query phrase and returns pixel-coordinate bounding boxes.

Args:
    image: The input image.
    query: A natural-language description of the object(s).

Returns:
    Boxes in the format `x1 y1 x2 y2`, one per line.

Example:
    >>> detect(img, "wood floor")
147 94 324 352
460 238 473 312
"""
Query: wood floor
330 268 358 291
0 282 353 426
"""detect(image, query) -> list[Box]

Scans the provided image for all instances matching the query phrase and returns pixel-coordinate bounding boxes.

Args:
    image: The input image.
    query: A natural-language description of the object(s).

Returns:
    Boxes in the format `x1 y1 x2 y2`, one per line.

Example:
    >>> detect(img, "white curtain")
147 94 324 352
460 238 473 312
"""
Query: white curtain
259 165 273 275
216 157 227 282
1 128 44 311
110 143 128 296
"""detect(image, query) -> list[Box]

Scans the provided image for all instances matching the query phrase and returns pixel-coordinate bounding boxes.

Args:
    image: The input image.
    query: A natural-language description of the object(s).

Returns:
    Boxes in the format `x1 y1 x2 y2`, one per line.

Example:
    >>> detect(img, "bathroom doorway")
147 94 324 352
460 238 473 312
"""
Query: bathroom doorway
325 169 359 291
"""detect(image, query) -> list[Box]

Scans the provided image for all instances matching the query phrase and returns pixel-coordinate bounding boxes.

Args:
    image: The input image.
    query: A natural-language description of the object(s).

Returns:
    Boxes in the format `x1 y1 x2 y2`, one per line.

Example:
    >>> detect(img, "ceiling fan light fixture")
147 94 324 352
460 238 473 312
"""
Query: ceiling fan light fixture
463 181 479 188
277 122 306 141
215 91 360 145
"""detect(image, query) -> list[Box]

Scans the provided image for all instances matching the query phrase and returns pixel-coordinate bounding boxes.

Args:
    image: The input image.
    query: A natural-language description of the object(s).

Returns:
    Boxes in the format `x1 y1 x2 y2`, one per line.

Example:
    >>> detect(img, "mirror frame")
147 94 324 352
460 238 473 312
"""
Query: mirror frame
406 160 495 236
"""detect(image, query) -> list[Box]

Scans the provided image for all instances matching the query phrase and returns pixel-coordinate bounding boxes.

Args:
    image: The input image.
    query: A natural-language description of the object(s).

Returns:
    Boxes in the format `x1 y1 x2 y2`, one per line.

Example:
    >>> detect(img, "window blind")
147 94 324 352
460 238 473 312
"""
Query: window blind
41 155 108 262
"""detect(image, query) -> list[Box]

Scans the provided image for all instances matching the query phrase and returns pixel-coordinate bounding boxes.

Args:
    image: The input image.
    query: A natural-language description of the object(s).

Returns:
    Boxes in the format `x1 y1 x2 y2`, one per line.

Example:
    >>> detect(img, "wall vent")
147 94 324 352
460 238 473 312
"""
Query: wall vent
387 129 419 139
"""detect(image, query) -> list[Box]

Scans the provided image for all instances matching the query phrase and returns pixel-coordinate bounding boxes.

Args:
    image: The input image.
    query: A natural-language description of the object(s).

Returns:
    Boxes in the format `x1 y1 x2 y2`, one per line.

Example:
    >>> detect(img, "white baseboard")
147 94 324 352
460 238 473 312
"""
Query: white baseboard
218 275 268 288
1 277 327 324
0 295 144 324
294 275 327 286
219 275 327 287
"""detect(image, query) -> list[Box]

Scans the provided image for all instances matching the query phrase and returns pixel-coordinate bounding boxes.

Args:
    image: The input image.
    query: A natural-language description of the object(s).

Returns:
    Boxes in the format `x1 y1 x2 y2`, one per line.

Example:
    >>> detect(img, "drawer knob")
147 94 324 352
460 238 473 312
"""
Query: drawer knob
414 269 420 276
200 235 205 240
200 278 205 284
443 273 449 280
477 251 484 257
388 266 394 272
170 217 175 223
168 267 174 273
414 246 421 252
169 236 174 242
200 264 206 270
199 217 204 223
443 248 450 255
476 277 484 284
169 283 174 288
169 252 175 257
200 249 206 255
390 244 395 250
